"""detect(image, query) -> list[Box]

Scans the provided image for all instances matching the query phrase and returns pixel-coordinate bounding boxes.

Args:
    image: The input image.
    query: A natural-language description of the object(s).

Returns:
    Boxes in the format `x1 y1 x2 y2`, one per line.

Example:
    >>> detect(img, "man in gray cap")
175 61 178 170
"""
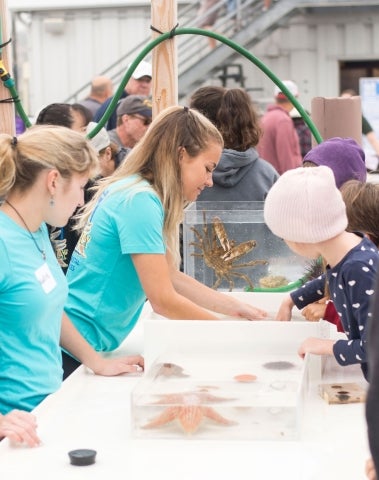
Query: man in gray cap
108 95 152 149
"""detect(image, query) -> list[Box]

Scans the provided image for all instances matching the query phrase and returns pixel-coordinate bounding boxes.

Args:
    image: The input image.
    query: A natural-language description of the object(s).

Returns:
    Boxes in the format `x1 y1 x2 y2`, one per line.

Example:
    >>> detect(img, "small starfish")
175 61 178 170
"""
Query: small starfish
142 405 236 434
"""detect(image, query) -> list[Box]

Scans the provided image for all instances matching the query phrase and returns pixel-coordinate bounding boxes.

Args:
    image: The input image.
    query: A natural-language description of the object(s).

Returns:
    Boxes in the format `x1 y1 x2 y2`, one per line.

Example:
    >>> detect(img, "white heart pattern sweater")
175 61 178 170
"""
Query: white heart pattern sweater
290 235 379 380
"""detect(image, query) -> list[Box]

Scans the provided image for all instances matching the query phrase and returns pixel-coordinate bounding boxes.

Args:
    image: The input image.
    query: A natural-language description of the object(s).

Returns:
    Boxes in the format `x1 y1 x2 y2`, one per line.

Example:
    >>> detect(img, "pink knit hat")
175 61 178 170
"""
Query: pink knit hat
264 166 348 243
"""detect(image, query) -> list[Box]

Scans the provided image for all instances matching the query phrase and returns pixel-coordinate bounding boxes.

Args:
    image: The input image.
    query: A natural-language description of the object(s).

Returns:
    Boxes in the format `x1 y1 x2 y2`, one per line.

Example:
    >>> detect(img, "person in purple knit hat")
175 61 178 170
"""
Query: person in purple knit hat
302 137 367 188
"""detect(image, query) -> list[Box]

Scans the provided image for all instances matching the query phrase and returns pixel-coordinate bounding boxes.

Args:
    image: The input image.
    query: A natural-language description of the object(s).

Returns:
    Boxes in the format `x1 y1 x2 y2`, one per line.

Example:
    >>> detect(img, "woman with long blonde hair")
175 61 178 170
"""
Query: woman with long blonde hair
64 106 267 376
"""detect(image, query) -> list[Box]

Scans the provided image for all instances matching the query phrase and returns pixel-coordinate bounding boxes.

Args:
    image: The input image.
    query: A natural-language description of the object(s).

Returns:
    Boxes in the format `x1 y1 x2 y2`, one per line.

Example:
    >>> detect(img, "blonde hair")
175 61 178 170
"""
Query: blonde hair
76 105 223 261
0 124 98 198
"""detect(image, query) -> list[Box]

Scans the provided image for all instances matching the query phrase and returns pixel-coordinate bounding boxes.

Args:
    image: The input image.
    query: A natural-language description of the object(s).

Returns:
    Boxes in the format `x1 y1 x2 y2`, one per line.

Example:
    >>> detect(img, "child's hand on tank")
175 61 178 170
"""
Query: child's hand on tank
301 301 327 321
298 337 335 358
275 295 294 321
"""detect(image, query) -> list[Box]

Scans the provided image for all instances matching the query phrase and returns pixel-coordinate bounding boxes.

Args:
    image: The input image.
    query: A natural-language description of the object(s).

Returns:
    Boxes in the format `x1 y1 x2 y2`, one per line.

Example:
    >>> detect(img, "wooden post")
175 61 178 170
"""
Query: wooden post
151 0 178 117
0 0 15 135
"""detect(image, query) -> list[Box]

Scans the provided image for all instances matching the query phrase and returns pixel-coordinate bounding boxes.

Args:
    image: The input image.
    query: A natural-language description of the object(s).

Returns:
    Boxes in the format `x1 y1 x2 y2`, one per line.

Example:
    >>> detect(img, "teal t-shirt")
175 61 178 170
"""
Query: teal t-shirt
0 213 66 414
65 176 166 351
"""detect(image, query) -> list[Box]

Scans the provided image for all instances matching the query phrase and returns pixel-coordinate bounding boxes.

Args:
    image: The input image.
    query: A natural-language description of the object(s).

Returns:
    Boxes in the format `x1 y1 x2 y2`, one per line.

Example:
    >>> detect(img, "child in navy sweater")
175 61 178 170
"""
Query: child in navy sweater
264 166 379 380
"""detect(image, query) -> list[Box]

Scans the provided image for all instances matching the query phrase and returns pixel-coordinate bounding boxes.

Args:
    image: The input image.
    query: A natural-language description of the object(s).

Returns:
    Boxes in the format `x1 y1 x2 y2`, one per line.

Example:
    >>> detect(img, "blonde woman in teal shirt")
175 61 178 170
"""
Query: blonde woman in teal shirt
0 125 143 447
64 106 268 377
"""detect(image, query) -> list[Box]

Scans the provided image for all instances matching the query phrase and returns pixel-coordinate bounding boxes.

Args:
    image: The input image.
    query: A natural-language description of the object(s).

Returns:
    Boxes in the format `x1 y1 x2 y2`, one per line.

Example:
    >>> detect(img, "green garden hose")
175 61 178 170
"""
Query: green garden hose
246 278 304 293
0 25 323 143
87 27 323 144
0 24 31 129
0 59 31 128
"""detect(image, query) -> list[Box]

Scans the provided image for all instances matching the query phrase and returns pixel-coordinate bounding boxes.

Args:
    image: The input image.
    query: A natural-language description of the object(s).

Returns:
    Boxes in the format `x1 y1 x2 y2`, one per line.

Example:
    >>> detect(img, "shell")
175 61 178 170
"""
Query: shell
233 373 257 383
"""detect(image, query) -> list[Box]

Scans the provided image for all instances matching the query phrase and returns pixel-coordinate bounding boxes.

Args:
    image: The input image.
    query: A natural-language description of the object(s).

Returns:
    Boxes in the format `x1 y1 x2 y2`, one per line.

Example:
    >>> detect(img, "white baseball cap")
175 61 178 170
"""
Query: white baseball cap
86 122 110 153
274 80 299 99
128 60 152 80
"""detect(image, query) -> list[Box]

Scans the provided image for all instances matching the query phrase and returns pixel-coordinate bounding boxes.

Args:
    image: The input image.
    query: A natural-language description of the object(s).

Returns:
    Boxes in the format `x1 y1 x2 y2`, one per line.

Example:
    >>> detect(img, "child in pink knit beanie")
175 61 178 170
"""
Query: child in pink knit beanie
264 166 379 380
301 137 367 330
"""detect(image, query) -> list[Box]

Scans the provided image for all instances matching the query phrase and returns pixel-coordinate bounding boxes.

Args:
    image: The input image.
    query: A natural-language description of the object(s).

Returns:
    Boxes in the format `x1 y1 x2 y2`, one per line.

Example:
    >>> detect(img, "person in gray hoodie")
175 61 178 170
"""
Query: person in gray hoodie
189 86 279 201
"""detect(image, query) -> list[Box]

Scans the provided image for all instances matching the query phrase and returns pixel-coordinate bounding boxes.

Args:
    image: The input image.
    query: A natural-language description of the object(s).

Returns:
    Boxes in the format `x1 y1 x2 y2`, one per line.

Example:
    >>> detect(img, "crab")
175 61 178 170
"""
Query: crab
190 211 268 291
142 390 237 434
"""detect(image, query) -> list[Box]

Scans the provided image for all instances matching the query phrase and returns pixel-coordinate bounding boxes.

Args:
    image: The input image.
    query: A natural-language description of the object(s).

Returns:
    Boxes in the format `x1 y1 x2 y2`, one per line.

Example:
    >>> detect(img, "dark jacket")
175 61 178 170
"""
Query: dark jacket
94 91 128 131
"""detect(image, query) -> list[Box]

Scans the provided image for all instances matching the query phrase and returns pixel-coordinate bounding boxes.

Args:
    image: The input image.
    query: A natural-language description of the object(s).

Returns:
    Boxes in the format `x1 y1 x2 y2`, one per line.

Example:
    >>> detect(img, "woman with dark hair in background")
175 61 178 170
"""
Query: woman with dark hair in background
71 103 93 131
190 86 279 202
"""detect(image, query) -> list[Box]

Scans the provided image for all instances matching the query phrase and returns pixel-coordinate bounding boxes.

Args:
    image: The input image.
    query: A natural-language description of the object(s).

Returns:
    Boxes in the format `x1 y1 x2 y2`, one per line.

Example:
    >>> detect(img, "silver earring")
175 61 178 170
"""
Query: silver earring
49 196 55 207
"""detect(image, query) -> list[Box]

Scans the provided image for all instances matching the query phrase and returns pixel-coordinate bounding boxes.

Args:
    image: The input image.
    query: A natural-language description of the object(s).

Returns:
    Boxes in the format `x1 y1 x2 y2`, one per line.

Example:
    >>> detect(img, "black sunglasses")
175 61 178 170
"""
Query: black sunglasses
131 114 152 126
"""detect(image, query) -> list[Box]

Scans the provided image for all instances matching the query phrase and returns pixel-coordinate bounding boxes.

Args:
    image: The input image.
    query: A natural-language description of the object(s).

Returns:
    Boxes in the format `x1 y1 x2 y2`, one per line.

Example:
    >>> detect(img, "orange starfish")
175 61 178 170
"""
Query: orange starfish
142 390 237 434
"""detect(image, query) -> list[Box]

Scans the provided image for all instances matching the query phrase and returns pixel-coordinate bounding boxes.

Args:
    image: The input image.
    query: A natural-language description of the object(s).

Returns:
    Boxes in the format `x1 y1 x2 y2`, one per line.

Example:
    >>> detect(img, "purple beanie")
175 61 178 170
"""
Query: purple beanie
302 137 366 188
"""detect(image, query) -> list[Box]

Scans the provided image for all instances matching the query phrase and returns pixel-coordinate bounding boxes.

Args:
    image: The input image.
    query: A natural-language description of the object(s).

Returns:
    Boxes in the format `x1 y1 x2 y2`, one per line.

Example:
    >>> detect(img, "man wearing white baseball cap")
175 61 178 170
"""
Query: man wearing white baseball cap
94 60 152 131
257 79 302 175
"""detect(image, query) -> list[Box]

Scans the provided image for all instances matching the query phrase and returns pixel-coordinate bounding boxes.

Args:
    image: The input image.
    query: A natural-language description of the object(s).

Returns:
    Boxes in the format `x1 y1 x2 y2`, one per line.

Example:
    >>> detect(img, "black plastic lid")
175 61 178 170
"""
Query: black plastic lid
68 449 97 466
